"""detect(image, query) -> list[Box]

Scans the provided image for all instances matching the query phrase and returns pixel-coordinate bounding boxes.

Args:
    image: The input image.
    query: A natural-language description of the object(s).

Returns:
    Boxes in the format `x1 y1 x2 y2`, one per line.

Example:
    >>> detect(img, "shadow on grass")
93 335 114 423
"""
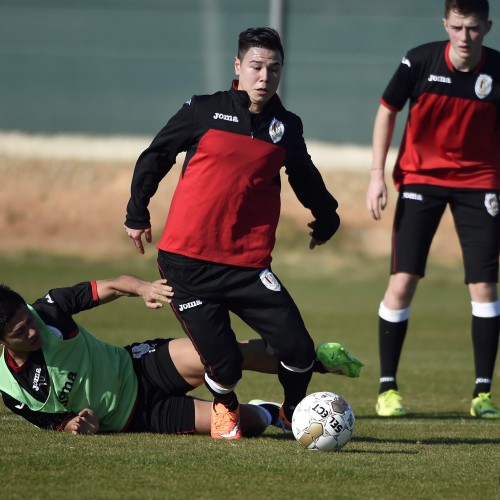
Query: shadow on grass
344 448 419 455
264 433 500 446
356 412 495 420
352 436 500 446
261 434 420 454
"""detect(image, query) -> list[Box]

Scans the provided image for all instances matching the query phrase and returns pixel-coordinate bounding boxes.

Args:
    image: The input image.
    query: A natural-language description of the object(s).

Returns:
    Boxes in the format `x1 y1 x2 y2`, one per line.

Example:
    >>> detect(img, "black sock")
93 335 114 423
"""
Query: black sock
313 357 327 374
278 363 313 421
472 315 499 398
205 381 239 411
378 317 408 393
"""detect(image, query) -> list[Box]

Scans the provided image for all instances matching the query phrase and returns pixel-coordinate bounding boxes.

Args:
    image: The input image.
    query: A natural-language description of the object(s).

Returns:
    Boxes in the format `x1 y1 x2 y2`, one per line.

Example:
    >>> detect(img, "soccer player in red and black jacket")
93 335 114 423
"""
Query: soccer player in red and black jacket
125 27 341 439
366 0 500 419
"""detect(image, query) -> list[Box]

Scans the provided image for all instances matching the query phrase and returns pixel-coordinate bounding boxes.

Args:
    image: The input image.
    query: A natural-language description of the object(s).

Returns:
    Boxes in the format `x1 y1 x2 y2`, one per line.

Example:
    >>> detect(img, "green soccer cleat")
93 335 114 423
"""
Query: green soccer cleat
376 389 407 417
470 393 500 419
315 342 364 378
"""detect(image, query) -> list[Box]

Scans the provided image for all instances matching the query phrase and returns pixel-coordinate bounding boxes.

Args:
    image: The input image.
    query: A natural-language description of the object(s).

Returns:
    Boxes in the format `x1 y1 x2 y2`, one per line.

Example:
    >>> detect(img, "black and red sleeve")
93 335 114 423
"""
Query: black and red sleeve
1 391 76 431
32 281 99 339
125 98 195 230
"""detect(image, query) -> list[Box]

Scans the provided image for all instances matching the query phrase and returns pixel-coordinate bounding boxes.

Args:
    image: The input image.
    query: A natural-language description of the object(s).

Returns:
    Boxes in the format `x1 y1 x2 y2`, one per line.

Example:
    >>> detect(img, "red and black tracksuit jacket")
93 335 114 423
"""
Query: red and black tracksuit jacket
125 80 340 268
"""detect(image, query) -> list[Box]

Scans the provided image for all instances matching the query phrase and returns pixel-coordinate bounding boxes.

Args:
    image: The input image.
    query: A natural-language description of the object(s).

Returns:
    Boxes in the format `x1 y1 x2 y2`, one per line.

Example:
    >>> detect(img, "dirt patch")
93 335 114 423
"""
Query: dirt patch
0 133 461 262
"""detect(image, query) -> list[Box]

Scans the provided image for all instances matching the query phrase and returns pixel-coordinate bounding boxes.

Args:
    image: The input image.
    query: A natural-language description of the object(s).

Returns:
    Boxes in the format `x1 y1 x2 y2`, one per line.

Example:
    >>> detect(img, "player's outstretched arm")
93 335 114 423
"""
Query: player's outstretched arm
96 275 173 309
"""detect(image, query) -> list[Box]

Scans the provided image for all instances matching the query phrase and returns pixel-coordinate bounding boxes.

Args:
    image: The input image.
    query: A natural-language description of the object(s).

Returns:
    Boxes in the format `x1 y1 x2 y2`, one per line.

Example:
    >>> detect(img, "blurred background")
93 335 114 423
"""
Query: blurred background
1 0 498 261
2 0 499 145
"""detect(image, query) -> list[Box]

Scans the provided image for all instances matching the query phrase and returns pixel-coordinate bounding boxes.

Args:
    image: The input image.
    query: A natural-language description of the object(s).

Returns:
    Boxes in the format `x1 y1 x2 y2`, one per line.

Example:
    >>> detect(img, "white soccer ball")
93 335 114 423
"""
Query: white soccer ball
291 391 355 451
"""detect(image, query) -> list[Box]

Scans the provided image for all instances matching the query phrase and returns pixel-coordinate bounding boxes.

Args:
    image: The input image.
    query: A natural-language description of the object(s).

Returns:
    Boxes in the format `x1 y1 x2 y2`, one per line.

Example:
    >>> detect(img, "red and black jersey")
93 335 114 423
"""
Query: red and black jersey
381 41 500 190
125 81 340 268
0 281 100 430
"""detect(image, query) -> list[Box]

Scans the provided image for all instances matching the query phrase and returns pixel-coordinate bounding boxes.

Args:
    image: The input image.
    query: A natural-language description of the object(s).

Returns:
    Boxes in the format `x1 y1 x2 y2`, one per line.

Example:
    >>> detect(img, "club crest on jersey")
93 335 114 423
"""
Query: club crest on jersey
259 269 281 292
475 74 492 99
484 193 499 217
269 118 284 143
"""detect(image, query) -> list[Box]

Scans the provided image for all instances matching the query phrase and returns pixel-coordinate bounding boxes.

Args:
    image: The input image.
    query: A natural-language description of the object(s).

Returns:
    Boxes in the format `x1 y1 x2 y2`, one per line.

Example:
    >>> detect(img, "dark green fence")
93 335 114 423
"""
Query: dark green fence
1 0 499 144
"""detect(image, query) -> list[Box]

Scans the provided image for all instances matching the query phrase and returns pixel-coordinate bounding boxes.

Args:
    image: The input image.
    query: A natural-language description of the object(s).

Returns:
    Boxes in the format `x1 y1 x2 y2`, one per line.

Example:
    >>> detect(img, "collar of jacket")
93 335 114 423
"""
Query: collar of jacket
229 79 282 115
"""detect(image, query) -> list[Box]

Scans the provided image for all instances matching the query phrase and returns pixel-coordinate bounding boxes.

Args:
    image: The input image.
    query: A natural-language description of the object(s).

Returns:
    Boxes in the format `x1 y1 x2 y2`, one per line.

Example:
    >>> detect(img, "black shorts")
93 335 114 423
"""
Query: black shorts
158 251 315 386
124 338 197 434
392 184 500 283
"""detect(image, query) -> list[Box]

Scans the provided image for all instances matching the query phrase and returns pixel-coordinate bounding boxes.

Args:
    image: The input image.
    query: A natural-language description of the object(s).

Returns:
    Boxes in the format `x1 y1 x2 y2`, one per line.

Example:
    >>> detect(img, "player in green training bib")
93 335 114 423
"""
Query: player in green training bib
0 274 362 436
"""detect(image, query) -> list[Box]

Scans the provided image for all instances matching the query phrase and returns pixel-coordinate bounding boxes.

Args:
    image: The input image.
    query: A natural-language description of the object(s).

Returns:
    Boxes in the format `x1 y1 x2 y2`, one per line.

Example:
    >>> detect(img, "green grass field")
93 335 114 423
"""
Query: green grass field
0 252 499 499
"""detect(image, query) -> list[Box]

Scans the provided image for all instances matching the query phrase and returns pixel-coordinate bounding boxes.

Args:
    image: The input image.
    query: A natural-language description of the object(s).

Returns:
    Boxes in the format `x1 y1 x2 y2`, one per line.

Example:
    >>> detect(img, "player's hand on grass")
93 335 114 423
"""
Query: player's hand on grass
140 279 174 309
366 172 387 221
124 226 152 254
65 409 100 436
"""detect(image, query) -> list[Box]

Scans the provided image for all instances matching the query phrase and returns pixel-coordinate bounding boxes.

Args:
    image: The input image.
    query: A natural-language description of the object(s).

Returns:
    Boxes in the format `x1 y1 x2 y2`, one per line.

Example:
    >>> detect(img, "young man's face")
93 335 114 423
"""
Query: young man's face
0 305 42 354
234 47 282 113
443 10 492 67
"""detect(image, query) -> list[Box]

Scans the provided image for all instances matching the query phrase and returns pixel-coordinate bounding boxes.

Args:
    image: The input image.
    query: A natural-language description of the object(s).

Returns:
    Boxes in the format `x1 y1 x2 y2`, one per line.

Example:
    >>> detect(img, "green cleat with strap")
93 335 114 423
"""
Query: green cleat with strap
316 342 364 378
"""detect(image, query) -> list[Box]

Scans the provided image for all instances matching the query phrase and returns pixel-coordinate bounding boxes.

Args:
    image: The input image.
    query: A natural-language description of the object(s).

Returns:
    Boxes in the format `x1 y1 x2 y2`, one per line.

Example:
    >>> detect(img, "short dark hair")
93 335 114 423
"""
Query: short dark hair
0 284 26 339
445 0 489 21
237 27 284 65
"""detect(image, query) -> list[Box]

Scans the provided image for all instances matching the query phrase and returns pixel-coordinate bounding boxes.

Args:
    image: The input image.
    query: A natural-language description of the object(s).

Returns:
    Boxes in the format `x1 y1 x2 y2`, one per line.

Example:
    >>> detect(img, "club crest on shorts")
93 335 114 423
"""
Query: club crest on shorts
484 193 499 216
269 118 284 143
131 343 155 359
259 269 281 291
475 74 492 99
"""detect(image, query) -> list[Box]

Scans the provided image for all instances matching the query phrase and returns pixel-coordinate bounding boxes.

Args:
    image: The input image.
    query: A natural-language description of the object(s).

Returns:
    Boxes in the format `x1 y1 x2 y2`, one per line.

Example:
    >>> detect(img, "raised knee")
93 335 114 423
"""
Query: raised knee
278 336 315 369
